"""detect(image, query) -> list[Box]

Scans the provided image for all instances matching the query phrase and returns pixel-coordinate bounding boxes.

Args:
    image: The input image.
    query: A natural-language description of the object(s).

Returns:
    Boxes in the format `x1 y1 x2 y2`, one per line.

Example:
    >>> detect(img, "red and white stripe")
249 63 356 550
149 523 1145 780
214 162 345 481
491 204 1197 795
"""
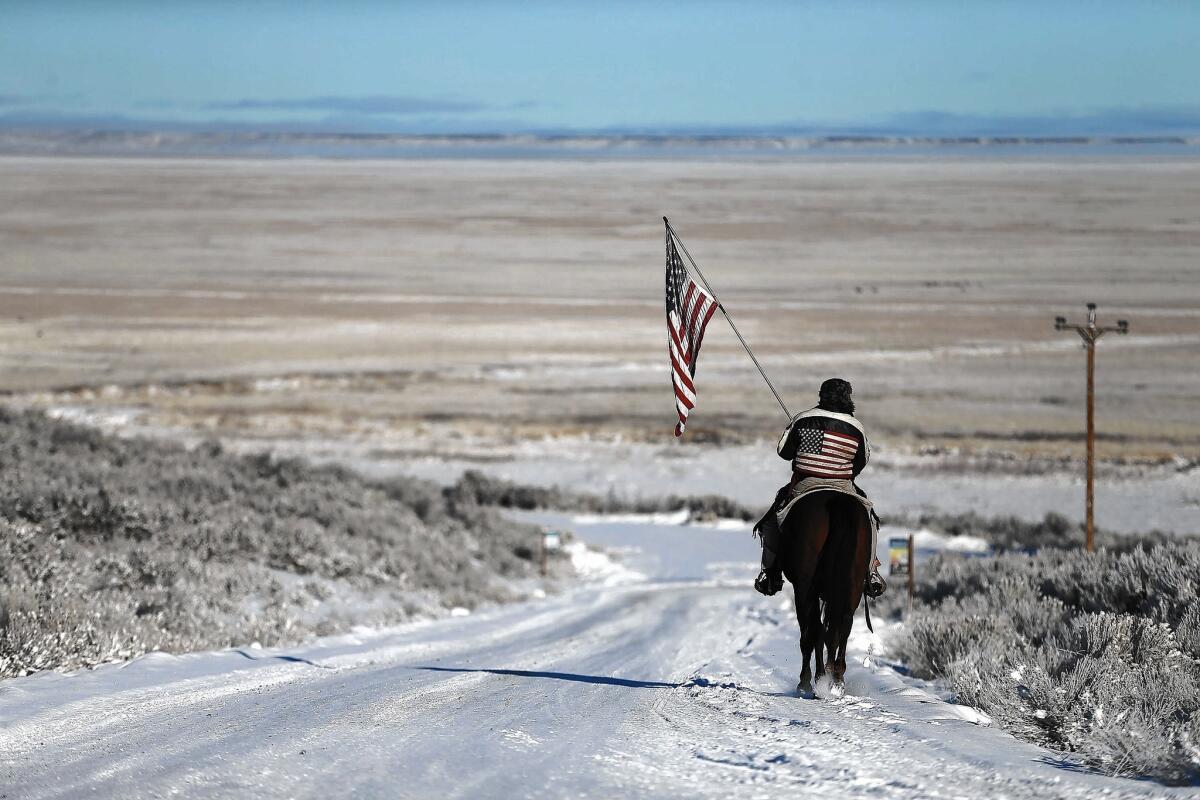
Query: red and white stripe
793 429 860 479
668 279 717 437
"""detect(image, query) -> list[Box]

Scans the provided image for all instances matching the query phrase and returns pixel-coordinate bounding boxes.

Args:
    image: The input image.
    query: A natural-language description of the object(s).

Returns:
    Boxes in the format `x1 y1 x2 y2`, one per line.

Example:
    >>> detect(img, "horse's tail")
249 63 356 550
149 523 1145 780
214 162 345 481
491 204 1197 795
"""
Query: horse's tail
819 495 872 630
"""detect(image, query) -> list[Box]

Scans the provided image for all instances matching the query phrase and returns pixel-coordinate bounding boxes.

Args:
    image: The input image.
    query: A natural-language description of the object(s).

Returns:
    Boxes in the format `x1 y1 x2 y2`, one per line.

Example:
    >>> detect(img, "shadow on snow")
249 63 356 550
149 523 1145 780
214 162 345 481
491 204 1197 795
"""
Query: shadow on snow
411 665 682 689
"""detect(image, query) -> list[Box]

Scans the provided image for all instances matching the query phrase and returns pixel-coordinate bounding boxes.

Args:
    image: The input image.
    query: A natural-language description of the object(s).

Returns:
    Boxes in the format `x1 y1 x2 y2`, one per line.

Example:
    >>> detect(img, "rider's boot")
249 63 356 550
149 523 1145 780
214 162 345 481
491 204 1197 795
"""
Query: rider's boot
754 511 785 596
864 558 886 598
754 563 784 596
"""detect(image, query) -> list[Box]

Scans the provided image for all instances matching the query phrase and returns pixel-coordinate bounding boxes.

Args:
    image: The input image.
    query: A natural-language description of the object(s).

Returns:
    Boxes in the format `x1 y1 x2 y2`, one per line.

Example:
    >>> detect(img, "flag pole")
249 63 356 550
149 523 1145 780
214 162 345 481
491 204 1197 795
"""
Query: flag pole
664 217 791 420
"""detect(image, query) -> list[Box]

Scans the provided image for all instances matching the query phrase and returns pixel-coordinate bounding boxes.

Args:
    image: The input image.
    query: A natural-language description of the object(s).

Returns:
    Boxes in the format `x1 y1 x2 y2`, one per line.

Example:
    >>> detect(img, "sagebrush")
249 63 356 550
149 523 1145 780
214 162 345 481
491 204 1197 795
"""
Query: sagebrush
888 543 1200 784
451 469 759 521
0 409 556 678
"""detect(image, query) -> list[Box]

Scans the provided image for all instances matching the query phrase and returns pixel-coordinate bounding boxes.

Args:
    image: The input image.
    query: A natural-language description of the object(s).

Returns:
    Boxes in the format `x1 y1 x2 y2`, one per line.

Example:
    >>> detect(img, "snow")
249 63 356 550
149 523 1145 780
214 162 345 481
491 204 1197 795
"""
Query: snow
571 510 752 531
907 527 993 555
1 515 1193 798
383 435 1198 536
571 509 693 526
563 540 645 586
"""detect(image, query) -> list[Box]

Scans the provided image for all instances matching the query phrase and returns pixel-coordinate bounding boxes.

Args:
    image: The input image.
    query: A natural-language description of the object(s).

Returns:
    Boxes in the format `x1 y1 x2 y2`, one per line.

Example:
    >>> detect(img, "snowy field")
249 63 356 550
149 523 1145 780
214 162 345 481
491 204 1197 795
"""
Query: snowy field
25 404 1200 535
1 514 1189 799
384 437 1199 535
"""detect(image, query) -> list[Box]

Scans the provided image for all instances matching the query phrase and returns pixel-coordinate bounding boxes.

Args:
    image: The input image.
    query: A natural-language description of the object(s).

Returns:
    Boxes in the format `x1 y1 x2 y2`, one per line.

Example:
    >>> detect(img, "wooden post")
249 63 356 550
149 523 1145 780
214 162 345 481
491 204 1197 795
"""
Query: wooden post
906 532 914 611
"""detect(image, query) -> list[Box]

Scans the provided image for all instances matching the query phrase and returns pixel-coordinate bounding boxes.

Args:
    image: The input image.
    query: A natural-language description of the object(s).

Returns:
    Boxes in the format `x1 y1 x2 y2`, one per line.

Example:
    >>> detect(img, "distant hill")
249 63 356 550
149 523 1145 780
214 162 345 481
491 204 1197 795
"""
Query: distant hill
1 129 1198 159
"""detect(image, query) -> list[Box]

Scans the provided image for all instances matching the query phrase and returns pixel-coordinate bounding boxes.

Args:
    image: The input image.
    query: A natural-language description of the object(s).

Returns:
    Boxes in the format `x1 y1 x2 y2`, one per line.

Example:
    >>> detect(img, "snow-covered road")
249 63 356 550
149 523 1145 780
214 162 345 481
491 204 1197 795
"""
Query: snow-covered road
1 516 1188 799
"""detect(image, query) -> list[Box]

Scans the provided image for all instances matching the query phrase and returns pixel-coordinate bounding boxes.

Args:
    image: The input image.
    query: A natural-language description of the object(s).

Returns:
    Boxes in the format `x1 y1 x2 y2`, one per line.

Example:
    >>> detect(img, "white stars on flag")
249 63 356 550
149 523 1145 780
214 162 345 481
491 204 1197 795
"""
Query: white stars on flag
665 230 717 437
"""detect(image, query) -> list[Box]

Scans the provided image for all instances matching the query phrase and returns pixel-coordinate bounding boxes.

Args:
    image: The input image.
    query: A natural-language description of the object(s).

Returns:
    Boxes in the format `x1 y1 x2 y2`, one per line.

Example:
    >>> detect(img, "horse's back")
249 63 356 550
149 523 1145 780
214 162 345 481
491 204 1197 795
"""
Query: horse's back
782 490 870 608
781 489 867 537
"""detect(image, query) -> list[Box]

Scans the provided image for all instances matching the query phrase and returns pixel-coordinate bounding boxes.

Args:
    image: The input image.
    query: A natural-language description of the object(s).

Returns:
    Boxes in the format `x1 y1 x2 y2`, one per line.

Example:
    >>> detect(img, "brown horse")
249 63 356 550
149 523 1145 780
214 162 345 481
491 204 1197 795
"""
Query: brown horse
779 490 872 698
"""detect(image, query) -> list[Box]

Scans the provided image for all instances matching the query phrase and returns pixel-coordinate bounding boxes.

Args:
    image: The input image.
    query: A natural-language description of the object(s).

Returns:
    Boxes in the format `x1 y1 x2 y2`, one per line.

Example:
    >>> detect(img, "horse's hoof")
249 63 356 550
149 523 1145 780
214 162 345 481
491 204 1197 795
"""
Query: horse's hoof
796 680 817 699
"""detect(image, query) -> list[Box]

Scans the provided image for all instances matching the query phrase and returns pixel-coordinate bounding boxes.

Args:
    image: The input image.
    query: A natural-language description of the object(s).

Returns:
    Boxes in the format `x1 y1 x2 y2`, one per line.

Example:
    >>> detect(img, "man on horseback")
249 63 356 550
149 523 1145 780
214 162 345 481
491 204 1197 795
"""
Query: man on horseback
753 378 885 597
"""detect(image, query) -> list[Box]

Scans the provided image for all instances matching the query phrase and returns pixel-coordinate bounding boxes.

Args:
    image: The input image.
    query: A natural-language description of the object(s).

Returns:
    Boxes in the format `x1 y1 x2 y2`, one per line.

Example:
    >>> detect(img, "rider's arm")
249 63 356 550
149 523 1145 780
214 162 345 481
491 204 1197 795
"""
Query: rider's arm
851 431 868 477
776 418 801 460
851 444 867 477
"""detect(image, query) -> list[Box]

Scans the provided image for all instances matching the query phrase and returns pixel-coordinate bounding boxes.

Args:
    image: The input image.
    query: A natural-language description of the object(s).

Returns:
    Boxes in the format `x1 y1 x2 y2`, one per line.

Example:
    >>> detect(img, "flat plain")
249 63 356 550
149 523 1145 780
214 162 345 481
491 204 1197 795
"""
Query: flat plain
1 155 1197 468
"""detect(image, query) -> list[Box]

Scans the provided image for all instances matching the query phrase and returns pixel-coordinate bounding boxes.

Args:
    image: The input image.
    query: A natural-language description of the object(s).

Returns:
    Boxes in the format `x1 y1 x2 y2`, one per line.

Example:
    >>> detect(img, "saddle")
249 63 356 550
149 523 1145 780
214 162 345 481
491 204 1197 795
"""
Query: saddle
754 481 885 599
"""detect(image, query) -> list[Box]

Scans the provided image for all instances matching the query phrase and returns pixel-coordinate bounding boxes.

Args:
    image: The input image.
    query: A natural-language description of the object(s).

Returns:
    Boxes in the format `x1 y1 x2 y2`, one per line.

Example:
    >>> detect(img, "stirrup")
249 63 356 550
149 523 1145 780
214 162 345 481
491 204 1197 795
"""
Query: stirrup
754 569 783 596
864 570 886 599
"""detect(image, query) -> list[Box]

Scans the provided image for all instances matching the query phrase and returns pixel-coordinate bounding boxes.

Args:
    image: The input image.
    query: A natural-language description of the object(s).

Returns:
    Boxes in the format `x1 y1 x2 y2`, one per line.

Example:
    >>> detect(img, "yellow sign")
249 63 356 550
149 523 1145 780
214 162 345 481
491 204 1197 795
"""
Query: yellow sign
888 536 909 576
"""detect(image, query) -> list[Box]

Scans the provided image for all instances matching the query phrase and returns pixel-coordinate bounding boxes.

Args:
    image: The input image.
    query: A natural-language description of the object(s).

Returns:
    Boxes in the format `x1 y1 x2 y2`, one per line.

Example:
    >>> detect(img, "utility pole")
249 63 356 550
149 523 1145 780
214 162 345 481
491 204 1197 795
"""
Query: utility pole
1054 303 1129 551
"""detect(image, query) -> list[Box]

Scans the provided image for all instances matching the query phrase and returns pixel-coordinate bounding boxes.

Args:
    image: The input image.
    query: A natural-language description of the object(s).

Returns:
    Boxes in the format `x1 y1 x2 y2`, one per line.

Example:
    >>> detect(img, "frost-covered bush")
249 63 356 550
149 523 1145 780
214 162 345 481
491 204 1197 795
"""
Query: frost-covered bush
889 509 1175 553
0 409 553 678
450 469 760 521
895 510 1082 550
892 542 1200 784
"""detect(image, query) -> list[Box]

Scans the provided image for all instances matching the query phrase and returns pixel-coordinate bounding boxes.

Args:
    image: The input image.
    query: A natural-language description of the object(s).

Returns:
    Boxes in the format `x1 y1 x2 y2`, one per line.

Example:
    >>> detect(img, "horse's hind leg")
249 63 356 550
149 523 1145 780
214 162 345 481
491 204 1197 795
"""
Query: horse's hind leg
796 595 821 698
782 495 831 698
829 611 854 697
812 603 826 681
823 497 867 699
829 499 869 696
822 608 841 695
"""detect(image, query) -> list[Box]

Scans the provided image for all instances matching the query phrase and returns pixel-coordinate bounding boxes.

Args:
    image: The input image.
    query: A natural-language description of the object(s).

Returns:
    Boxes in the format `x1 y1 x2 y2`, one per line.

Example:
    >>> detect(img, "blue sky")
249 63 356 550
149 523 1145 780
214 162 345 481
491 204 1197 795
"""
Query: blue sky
2 1 1199 135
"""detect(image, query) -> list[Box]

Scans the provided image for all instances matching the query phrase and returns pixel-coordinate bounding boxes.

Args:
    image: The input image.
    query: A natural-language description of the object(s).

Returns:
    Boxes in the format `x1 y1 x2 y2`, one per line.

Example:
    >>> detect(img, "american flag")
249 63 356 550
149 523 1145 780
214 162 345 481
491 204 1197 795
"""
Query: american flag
793 427 861 479
665 229 717 437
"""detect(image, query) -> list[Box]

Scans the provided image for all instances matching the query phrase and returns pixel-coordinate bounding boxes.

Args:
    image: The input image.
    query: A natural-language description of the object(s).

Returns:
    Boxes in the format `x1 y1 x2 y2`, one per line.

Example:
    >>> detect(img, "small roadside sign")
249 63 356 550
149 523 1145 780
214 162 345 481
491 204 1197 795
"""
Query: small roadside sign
540 530 563 576
888 537 910 576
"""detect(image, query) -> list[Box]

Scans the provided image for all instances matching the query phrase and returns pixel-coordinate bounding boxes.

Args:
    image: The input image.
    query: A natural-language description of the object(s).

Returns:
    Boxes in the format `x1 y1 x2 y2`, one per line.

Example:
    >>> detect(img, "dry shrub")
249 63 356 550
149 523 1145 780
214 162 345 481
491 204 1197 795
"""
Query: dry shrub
892 542 1200 784
0 408 549 678
450 468 760 520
